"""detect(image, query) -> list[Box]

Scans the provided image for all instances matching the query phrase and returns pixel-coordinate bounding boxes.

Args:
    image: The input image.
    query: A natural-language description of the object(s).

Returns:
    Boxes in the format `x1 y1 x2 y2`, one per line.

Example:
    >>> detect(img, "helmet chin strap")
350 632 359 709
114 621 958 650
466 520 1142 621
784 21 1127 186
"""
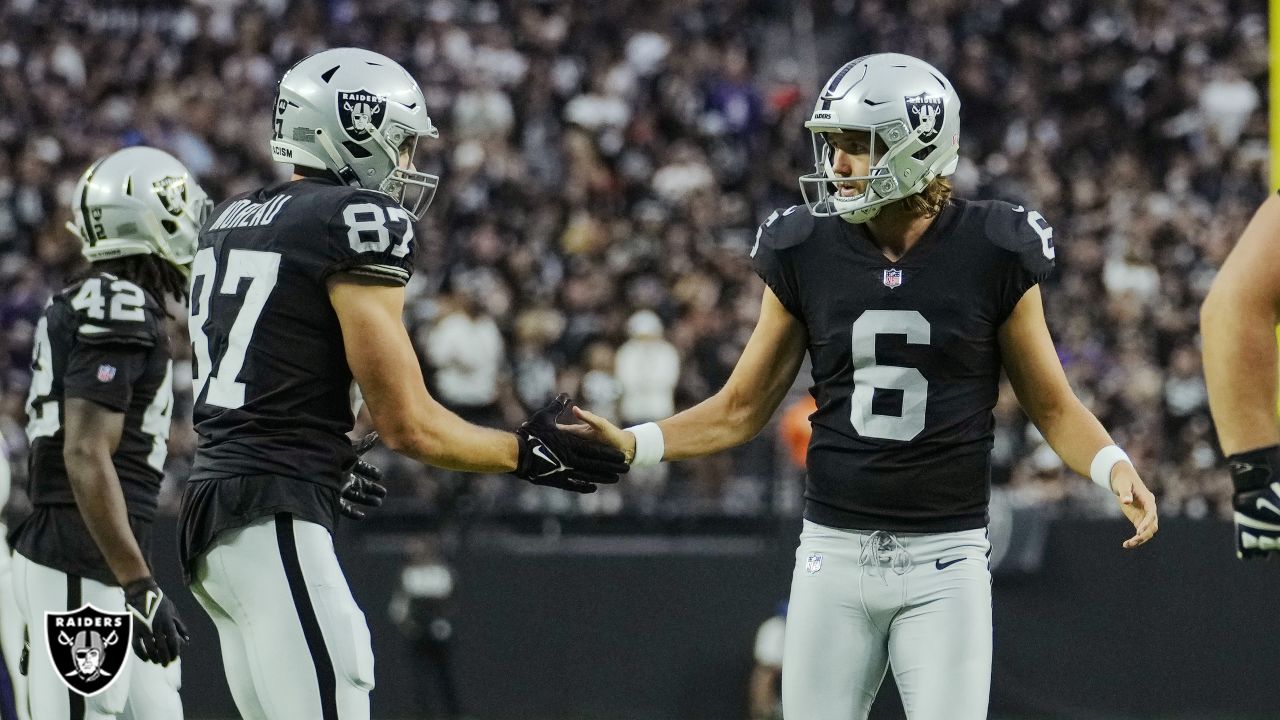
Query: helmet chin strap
314 128 362 187
315 125 407 192
841 204 883 225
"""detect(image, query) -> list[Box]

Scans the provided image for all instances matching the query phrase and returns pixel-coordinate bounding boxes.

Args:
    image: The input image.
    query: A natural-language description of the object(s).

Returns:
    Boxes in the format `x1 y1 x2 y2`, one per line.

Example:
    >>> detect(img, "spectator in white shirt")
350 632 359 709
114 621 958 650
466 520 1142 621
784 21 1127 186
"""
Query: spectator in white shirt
614 310 679 426
425 291 506 427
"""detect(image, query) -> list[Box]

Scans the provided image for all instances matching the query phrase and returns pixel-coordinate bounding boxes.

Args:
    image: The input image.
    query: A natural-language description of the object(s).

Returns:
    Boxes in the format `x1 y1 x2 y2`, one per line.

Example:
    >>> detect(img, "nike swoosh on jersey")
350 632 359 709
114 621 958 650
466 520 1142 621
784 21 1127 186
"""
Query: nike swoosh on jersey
935 557 964 570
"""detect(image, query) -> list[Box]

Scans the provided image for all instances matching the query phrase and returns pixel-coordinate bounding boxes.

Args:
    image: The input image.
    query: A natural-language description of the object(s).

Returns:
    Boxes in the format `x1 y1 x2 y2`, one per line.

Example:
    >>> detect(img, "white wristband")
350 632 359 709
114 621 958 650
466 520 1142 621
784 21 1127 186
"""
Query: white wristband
1089 445 1131 492
626 422 665 468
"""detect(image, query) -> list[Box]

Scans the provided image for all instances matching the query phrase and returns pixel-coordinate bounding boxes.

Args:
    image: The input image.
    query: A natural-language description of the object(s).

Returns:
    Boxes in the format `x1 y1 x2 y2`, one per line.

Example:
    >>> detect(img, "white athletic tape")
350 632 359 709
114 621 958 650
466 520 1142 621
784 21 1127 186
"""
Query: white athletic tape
626 422 665 468
1090 444 1131 492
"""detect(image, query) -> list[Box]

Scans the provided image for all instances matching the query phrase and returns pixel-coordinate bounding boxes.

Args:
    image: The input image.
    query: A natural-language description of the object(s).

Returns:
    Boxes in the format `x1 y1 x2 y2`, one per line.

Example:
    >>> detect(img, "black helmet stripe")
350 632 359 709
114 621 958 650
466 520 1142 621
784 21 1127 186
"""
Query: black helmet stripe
79 156 107 245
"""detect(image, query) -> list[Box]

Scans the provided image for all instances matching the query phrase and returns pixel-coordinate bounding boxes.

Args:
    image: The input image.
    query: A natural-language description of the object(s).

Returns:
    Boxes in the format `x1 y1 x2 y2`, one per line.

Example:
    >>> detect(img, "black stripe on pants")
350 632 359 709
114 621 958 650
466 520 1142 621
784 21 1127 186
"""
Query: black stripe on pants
275 513 338 720
66 575 84 720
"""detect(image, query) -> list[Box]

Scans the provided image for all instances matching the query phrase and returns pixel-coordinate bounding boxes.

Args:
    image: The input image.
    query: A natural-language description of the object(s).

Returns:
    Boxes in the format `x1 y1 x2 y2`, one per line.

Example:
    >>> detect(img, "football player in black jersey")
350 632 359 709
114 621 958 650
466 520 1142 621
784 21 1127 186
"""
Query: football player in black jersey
572 53 1158 720
1201 192 1280 558
14 147 209 719
180 48 626 720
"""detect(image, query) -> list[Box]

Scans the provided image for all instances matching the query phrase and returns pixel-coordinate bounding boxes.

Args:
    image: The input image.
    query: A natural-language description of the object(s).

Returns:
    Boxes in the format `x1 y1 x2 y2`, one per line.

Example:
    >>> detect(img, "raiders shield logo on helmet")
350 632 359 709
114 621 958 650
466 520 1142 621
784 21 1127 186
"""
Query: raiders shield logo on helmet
337 89 387 142
152 176 188 217
903 92 945 144
44 605 131 696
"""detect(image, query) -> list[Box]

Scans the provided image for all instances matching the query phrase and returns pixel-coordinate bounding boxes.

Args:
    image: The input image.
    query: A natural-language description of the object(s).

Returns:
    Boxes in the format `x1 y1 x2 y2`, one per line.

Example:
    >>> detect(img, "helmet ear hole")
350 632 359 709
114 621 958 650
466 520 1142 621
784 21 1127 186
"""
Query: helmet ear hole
342 140 372 159
161 219 178 234
911 146 933 162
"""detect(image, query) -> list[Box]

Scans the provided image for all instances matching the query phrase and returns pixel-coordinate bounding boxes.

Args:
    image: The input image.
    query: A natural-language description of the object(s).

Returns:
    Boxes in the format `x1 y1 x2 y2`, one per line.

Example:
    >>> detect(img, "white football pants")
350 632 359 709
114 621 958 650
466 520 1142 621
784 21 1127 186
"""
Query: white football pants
11 553 183 720
782 520 992 720
189 514 374 720
0 529 30 720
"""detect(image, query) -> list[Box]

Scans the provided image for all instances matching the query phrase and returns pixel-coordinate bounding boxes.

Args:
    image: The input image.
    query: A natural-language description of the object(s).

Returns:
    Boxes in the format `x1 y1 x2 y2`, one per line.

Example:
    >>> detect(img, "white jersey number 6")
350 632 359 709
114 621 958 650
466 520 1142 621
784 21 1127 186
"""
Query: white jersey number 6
850 310 931 442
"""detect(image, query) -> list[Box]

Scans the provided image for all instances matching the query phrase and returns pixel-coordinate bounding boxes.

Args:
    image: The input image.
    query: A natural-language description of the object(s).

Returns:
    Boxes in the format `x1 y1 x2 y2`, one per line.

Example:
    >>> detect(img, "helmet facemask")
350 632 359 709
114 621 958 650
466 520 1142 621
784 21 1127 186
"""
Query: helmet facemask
375 124 439 220
799 121 938 224
314 120 440 220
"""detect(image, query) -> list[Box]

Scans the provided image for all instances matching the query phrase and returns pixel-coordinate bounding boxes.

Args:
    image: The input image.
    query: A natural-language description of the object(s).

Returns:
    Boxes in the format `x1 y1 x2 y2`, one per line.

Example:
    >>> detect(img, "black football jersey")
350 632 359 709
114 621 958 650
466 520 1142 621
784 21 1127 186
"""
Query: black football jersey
15 272 172 583
752 199 1055 532
181 177 415 570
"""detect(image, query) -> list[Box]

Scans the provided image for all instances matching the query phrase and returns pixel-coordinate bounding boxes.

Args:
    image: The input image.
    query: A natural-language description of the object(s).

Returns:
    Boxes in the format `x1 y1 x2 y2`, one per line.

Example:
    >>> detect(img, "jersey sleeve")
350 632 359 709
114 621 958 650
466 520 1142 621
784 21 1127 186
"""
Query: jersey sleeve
62 341 151 412
57 277 162 412
751 207 808 317
984 202 1056 321
315 190 417 285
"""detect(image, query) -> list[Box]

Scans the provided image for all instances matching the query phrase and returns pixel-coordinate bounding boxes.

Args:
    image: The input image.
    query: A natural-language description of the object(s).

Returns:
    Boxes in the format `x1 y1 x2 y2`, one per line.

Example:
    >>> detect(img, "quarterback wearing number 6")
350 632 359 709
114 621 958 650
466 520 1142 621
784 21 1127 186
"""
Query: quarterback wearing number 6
572 53 1158 720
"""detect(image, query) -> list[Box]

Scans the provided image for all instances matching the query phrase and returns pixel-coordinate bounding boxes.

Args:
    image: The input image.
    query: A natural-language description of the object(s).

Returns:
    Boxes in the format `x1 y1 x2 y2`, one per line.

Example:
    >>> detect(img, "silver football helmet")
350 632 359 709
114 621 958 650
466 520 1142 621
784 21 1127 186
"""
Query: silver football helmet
799 53 961 224
270 47 440 219
66 146 211 272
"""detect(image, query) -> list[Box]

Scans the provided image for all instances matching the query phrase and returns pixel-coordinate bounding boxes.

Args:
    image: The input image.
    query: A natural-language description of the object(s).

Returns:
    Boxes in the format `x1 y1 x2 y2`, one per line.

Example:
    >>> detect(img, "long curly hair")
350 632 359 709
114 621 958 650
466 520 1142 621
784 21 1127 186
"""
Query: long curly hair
897 176 952 219
78 254 188 317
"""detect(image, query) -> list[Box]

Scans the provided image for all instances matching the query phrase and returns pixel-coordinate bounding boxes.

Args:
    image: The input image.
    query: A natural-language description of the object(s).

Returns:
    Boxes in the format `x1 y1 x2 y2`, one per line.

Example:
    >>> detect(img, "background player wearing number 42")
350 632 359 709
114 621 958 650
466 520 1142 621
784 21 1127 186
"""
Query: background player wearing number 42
572 53 1159 720
15 146 206 719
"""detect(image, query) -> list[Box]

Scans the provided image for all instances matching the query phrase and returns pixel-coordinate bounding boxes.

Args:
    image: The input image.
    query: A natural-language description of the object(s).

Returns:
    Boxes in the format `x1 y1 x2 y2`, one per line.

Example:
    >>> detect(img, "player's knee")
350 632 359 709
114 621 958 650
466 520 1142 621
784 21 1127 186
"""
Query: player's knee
325 595 374 692
86 679 130 715
165 657 183 692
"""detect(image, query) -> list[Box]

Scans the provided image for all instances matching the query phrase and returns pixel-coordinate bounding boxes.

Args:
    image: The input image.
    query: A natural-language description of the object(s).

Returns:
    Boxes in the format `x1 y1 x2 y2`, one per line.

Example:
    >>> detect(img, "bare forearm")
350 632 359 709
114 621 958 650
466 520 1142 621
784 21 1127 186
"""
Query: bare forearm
331 278 522 474
1028 398 1115 479
378 402 519 473
656 390 768 461
1202 291 1279 455
65 450 150 585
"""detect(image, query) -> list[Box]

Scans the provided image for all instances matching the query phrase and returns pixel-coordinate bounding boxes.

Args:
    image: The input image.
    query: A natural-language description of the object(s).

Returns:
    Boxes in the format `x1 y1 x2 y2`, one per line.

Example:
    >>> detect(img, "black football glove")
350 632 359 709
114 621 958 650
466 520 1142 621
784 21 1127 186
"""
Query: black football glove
341 431 388 520
513 394 629 493
1230 445 1280 560
125 577 188 666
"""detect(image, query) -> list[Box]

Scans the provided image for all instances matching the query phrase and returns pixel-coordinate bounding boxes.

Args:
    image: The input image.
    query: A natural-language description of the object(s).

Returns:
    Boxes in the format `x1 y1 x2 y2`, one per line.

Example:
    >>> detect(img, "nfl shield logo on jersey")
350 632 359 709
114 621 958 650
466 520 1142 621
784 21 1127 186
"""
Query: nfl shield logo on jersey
805 553 823 575
96 364 117 382
44 605 131 697
882 268 903 289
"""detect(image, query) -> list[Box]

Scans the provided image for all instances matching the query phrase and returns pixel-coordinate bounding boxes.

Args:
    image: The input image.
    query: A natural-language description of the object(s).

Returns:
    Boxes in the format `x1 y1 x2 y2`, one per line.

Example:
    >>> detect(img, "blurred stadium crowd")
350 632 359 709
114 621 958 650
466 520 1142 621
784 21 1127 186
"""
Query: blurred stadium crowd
0 0 1267 523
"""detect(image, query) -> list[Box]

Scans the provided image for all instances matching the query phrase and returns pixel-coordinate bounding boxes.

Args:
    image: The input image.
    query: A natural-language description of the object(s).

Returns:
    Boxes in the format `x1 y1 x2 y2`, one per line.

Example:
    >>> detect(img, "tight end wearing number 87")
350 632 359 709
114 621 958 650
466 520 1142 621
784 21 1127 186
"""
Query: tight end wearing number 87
179 47 625 720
